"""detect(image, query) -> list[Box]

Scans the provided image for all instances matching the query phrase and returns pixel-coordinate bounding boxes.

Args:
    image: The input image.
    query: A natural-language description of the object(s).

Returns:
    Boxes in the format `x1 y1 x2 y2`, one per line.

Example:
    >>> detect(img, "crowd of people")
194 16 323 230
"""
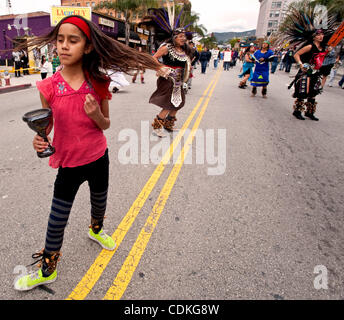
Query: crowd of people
8 47 61 80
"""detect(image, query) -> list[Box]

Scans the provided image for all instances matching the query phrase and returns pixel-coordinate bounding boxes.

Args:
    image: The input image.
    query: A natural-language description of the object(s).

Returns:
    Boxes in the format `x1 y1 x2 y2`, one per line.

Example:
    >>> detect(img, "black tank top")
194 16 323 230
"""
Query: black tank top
300 43 324 64
162 44 188 68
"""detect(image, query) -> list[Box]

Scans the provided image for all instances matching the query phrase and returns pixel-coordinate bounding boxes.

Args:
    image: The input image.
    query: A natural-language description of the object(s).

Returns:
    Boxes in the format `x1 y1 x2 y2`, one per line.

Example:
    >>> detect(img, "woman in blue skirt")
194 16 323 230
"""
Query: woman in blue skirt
250 41 274 98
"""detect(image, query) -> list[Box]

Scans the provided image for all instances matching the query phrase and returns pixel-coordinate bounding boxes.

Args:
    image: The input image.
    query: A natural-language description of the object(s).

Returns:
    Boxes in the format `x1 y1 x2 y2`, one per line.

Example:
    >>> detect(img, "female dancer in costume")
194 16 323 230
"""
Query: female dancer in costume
279 4 337 121
250 41 274 98
147 3 192 136
238 44 256 89
292 31 328 120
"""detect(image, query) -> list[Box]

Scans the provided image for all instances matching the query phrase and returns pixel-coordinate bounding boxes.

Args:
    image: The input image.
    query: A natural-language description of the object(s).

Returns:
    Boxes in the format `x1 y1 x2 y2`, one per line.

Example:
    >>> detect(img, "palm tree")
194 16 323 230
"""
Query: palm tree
174 3 207 37
94 0 160 46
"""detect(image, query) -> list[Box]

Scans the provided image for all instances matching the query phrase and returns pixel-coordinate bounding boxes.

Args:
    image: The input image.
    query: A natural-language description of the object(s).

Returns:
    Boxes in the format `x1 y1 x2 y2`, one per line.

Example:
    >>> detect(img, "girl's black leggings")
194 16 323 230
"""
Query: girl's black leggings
44 149 109 253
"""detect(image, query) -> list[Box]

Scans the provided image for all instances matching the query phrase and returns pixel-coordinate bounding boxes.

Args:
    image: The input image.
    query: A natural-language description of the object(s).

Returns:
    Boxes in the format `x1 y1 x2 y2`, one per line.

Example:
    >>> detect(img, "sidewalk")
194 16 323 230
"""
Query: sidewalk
0 72 43 94
0 62 53 94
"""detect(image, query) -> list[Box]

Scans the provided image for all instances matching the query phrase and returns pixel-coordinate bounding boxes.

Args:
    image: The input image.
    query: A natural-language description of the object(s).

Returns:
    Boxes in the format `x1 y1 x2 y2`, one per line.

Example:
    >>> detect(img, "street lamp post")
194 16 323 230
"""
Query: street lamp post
2 29 8 67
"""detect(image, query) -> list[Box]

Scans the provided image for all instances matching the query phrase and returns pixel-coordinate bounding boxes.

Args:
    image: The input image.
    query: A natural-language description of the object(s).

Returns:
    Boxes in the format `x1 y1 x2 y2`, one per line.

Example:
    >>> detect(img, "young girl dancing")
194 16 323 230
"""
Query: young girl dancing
14 15 166 291
238 44 255 89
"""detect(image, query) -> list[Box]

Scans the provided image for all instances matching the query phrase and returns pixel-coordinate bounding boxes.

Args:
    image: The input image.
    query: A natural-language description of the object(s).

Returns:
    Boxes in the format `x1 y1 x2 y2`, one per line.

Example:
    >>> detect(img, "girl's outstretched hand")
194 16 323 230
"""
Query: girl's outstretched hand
84 94 101 120
33 135 51 153
157 66 171 79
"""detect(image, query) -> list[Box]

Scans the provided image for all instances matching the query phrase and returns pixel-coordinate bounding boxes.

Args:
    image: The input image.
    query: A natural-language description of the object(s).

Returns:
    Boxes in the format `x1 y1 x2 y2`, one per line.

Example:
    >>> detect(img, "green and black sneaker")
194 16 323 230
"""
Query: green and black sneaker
88 228 116 250
14 250 61 291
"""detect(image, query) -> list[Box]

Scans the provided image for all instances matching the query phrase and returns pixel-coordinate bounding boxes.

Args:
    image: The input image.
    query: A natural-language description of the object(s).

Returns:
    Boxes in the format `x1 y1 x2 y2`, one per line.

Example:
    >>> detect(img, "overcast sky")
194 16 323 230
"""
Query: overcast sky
0 0 260 33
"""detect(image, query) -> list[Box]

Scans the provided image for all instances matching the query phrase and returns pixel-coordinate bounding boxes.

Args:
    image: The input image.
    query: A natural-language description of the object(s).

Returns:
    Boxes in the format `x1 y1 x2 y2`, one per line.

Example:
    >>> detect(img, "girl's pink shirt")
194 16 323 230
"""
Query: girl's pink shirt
36 71 108 169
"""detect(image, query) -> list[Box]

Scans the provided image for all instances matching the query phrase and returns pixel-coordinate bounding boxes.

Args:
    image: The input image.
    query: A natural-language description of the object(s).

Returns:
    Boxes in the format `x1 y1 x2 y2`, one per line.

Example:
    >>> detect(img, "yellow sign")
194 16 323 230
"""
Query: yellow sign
50 6 92 26
283 41 290 49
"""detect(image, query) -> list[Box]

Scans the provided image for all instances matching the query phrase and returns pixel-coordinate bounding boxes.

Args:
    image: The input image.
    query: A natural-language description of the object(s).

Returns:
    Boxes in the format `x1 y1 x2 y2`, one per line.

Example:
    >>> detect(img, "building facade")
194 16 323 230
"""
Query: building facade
0 10 127 65
60 0 191 24
256 0 294 38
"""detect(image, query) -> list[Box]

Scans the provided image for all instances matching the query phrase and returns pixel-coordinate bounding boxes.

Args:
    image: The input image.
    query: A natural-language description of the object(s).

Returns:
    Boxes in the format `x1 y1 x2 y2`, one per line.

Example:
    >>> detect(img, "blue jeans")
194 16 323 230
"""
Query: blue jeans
271 62 278 74
339 75 344 87
214 59 218 69
201 60 208 73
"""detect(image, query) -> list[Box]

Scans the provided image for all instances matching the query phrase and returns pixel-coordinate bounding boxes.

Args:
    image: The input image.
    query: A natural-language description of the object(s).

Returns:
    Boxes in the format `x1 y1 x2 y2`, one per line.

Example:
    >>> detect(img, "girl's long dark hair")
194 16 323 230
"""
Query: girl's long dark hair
244 45 255 54
14 15 162 85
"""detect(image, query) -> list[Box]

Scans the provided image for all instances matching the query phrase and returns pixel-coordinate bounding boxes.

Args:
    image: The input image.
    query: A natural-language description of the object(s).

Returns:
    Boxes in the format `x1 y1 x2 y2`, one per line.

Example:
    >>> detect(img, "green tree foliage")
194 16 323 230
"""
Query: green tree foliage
199 34 217 49
174 3 207 37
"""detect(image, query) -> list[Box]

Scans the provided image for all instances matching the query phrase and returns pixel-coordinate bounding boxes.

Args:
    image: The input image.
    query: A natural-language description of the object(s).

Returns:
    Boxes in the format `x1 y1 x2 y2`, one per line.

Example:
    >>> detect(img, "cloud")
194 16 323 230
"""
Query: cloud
191 0 260 33
211 19 255 33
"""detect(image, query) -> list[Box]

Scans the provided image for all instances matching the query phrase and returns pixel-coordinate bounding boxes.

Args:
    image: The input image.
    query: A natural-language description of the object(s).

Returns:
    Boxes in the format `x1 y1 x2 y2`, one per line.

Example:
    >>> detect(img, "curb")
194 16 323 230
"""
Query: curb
0 83 32 94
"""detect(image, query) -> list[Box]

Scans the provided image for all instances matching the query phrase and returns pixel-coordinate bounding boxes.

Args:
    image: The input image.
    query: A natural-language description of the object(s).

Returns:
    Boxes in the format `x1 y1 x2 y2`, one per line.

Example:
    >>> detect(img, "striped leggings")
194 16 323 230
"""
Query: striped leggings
45 150 109 254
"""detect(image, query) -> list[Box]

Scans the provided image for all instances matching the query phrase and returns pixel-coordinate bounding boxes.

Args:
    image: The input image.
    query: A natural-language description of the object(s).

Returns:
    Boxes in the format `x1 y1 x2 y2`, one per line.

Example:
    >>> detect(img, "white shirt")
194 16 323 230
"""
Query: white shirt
223 51 232 62
12 51 21 62
40 61 49 73
212 49 219 59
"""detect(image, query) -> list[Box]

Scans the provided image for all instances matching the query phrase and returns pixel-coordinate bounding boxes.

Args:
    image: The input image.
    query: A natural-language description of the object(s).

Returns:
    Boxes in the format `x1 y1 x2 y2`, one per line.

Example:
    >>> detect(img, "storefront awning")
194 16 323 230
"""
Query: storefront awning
117 30 141 44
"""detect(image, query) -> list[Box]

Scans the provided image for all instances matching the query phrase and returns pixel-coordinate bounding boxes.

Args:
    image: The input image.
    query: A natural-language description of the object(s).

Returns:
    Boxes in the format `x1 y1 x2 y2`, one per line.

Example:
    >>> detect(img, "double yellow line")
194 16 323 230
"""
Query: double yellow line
66 69 222 300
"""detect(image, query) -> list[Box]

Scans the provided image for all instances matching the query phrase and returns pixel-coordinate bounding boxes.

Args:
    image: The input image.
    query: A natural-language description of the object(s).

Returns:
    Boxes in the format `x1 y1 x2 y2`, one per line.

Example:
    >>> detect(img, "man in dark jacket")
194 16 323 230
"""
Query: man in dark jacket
199 47 211 74
284 48 295 73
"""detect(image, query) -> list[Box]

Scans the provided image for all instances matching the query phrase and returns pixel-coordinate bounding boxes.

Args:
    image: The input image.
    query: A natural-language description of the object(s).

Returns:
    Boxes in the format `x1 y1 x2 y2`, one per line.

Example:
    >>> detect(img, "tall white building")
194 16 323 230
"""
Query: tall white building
256 0 294 38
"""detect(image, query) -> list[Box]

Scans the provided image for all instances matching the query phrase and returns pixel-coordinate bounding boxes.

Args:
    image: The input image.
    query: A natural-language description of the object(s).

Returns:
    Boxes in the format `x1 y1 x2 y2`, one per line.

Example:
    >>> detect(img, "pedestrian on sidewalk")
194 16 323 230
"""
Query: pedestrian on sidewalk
147 5 192 136
12 49 22 77
21 50 30 75
40 55 49 80
33 48 41 70
52 50 61 74
250 41 274 98
13 14 164 292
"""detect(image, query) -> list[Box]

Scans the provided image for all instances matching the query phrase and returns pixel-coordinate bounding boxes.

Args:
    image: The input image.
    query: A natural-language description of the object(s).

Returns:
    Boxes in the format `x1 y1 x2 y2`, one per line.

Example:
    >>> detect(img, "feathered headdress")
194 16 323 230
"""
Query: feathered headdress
277 3 338 50
146 0 192 41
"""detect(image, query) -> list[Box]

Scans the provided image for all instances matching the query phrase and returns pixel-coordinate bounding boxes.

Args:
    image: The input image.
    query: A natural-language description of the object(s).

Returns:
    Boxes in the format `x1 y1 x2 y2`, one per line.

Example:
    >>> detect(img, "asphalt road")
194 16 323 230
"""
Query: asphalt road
1 62 343 300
